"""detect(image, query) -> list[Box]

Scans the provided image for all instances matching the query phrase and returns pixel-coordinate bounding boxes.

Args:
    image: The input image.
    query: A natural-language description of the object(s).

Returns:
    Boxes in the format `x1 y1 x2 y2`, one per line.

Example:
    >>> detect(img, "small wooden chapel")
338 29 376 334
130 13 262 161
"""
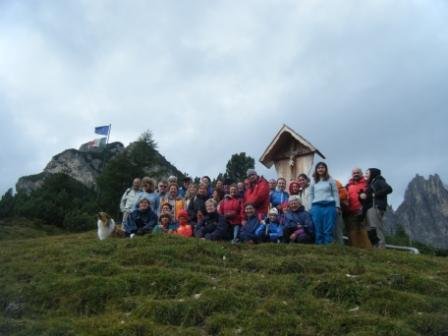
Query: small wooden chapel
259 124 325 181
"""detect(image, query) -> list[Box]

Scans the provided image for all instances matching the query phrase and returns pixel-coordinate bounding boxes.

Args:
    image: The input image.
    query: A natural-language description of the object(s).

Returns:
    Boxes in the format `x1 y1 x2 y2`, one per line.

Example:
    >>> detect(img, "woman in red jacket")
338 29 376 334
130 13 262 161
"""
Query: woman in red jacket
243 169 270 221
219 184 242 242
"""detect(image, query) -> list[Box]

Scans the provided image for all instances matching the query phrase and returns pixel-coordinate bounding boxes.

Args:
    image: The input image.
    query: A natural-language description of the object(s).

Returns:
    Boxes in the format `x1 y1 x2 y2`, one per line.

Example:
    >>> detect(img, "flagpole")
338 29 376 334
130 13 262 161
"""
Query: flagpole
106 124 111 144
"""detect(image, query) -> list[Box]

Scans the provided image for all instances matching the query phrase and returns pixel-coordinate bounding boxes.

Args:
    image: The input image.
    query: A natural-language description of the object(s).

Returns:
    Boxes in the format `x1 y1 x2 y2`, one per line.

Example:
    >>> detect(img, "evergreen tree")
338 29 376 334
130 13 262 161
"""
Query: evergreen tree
0 188 15 219
225 152 255 183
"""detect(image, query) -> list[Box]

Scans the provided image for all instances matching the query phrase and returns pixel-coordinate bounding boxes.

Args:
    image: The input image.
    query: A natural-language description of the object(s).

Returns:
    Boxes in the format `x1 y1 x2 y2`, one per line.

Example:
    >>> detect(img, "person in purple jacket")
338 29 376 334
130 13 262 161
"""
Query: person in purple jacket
283 196 314 243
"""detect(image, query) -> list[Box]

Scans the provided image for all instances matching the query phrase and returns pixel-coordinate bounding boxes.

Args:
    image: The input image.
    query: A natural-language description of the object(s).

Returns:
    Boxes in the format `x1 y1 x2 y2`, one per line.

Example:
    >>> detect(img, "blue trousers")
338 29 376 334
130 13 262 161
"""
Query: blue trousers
311 204 337 245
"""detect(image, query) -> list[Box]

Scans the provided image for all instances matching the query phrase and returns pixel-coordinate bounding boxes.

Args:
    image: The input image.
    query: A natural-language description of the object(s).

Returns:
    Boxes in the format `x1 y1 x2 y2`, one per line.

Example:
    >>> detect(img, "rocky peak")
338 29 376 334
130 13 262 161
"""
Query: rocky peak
395 174 448 249
16 142 125 194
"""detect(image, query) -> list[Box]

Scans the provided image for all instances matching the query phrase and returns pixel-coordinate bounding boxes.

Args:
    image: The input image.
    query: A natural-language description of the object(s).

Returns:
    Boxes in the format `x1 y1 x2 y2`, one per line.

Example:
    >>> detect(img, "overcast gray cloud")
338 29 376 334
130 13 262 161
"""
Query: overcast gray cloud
1 0 447 207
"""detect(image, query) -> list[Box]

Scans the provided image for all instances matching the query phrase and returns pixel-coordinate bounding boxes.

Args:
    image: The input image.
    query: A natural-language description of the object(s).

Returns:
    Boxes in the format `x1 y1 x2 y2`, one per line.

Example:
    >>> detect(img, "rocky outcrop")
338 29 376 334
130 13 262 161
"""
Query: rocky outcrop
394 174 448 249
16 142 125 193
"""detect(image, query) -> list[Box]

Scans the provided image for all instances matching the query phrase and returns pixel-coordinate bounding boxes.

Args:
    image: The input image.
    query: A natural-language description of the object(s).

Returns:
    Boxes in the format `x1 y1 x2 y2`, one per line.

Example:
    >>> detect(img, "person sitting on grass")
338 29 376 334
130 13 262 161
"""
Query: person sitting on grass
238 203 263 244
124 197 158 237
283 196 314 244
152 213 177 235
174 210 193 237
194 199 230 241
256 207 283 243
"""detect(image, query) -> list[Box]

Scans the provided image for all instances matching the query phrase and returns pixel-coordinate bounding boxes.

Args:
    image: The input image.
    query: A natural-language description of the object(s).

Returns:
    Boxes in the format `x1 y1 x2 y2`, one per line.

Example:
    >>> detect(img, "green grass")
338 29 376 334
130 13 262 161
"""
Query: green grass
1 230 448 335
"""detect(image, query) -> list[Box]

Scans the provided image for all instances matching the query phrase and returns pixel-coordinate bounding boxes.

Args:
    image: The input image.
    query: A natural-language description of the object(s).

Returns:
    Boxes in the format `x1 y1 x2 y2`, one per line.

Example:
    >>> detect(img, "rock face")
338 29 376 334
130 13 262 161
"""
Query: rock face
16 142 125 193
394 174 448 249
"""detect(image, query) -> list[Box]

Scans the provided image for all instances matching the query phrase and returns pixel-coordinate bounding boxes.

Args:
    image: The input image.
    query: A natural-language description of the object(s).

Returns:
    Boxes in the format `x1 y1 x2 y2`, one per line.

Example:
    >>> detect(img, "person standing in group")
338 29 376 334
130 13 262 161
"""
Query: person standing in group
157 180 168 200
184 183 198 210
309 162 340 245
344 168 372 249
360 168 393 249
187 182 209 227
135 177 160 214
237 181 246 199
296 173 311 211
333 180 348 245
243 169 270 221
268 178 277 197
160 184 185 221
179 177 192 198
219 184 242 243
270 177 289 213
119 178 142 227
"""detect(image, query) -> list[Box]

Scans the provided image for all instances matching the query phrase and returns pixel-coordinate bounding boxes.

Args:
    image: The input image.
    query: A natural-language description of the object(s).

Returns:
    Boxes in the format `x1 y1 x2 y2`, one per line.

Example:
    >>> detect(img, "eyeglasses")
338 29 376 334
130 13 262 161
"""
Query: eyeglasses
159 185 167 189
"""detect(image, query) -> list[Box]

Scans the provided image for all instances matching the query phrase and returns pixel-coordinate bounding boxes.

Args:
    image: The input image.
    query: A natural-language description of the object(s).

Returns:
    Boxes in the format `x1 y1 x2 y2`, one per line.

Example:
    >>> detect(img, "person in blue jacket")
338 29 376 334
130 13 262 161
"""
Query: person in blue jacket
256 207 283 243
239 203 263 243
194 199 230 241
269 177 289 214
283 196 314 243
125 197 158 237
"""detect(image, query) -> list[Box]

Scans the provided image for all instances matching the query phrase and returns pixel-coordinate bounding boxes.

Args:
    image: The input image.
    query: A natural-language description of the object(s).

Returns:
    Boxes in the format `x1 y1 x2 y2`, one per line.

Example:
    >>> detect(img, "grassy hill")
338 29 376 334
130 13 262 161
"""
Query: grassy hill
1 231 448 336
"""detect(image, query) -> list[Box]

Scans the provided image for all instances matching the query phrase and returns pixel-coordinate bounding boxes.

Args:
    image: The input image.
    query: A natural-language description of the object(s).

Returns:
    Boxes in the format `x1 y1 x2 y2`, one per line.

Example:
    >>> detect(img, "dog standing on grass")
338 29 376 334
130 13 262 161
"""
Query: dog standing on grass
97 212 125 240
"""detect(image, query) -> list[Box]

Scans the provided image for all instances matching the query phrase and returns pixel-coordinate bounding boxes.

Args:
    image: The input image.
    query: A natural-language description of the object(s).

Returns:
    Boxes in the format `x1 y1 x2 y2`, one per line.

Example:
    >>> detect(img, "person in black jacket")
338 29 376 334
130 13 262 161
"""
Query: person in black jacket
187 183 209 228
194 199 230 241
360 168 393 248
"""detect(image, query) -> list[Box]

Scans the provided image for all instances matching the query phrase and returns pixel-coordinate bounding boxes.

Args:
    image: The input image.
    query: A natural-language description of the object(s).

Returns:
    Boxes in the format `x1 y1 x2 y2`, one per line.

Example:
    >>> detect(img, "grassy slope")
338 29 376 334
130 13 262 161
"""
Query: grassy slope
1 232 448 336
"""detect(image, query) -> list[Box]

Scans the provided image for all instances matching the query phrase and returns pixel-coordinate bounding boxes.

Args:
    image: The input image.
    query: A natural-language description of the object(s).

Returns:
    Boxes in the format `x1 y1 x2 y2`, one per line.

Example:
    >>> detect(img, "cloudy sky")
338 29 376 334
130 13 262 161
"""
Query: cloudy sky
1 0 447 207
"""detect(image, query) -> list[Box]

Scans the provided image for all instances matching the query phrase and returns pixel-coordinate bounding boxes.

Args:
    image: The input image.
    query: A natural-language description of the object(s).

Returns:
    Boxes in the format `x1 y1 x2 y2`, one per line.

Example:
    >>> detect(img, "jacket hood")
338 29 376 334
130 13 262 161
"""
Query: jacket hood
368 168 381 180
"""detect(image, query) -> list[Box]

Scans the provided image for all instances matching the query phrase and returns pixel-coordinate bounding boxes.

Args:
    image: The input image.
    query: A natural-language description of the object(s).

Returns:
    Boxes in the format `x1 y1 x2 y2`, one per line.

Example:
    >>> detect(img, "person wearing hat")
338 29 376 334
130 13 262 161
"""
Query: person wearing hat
256 207 283 243
283 195 314 243
174 209 193 237
124 197 158 237
242 168 270 221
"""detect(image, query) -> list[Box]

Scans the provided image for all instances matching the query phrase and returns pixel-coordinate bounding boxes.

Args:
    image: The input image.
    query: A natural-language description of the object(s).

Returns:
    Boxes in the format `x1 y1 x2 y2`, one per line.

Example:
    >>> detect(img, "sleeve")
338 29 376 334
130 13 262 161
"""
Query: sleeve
254 180 270 207
372 179 393 197
143 212 157 233
124 211 137 233
255 223 266 237
120 189 129 212
331 179 340 208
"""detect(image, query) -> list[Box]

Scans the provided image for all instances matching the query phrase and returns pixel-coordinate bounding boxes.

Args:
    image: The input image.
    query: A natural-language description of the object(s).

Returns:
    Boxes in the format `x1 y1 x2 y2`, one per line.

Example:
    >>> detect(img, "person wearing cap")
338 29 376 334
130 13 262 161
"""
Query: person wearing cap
283 196 314 243
256 207 283 243
270 177 289 213
360 168 393 248
309 162 340 245
194 199 230 241
344 168 372 249
124 197 158 237
243 168 270 221
179 177 192 198
119 177 142 227
174 209 193 237
218 184 243 243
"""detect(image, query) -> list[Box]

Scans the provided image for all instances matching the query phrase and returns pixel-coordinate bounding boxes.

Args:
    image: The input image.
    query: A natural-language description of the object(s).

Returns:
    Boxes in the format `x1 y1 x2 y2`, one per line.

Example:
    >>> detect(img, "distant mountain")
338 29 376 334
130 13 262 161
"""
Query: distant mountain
16 142 125 193
386 174 448 249
16 139 184 194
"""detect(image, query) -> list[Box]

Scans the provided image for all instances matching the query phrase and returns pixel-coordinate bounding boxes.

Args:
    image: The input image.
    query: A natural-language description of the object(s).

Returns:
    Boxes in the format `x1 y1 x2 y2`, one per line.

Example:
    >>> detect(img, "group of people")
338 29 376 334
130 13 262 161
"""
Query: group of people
119 162 392 248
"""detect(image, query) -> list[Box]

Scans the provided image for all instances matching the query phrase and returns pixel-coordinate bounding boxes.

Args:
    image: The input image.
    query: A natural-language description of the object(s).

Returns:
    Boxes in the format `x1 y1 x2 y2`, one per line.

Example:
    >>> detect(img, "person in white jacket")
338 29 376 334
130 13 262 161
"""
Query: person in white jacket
120 178 142 226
